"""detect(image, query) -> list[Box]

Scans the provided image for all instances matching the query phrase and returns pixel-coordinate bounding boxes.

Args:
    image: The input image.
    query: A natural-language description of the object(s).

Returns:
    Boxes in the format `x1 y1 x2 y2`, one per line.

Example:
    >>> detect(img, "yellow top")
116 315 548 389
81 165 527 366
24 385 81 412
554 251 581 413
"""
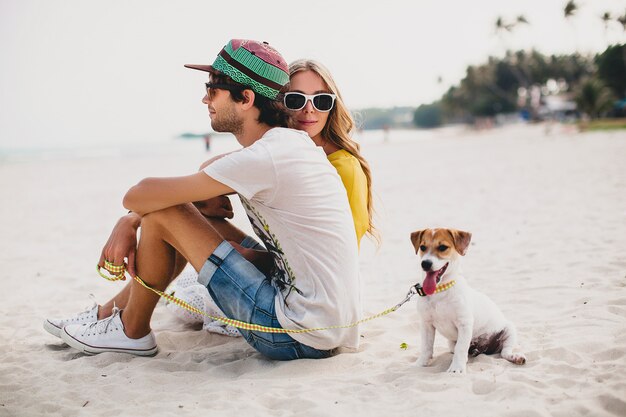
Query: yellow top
327 149 369 245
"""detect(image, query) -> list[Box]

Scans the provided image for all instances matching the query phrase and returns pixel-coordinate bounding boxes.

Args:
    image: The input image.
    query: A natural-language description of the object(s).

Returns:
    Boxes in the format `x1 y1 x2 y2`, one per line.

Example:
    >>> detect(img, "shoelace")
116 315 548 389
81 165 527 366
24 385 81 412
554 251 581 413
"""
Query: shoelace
73 294 97 321
81 306 121 336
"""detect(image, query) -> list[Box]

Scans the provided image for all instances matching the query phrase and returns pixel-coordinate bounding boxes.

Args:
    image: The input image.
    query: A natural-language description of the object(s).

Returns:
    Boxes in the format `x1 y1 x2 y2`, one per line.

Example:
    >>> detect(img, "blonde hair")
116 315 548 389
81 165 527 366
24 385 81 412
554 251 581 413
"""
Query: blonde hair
289 59 378 242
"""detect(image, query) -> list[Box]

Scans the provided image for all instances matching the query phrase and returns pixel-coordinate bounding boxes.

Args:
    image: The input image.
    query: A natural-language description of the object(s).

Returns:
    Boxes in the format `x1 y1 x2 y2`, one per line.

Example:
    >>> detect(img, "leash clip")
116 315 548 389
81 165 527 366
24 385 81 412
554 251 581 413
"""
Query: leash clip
394 284 420 310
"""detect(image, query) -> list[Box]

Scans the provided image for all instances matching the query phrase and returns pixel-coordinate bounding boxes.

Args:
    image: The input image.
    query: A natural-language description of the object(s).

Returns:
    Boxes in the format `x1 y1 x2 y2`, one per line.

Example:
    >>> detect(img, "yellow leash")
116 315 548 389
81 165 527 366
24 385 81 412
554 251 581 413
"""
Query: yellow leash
97 261 454 334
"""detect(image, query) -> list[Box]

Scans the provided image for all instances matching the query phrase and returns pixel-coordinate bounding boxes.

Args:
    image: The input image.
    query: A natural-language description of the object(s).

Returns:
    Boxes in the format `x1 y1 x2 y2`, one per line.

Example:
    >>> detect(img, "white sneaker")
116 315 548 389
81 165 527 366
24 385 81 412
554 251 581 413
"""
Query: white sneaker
44 298 99 338
60 308 157 356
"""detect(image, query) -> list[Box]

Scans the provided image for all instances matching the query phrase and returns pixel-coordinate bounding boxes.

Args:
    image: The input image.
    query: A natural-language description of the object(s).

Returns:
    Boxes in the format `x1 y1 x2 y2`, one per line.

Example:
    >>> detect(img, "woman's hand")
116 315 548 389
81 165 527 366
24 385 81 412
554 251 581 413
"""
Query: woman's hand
194 196 234 219
97 213 141 278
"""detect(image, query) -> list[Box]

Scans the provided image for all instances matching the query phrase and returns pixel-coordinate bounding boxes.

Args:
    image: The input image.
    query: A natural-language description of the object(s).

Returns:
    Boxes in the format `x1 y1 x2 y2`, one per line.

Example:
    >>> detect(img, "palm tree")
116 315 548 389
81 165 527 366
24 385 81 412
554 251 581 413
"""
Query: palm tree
495 16 514 33
564 1 580 52
574 78 615 119
493 16 530 89
601 12 612 30
516 15 529 25
618 10 626 31
495 15 529 34
616 11 626 83
600 12 614 45
564 0 578 19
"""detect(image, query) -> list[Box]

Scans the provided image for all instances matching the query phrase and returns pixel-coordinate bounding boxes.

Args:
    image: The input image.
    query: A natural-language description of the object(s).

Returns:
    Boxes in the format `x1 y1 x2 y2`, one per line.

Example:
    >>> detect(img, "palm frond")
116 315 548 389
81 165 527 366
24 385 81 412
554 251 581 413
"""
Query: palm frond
617 11 626 30
564 0 578 18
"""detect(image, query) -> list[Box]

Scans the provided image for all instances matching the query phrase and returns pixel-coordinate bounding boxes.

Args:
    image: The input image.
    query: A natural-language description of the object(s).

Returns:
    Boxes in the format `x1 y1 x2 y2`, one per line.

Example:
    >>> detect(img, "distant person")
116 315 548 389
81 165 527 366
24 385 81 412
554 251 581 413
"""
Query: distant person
383 124 390 143
44 39 361 360
203 133 211 151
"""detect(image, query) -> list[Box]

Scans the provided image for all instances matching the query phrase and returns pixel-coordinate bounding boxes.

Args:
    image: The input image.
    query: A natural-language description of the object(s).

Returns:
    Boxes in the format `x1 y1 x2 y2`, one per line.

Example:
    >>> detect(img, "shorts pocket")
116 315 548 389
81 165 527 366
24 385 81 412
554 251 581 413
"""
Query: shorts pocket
247 332 301 361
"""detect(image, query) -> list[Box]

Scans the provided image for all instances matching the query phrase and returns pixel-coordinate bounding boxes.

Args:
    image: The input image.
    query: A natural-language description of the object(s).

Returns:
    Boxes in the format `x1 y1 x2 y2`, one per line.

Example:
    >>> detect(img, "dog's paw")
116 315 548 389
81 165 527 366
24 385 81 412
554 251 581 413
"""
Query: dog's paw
446 362 467 374
502 350 527 365
415 356 431 367
510 353 526 365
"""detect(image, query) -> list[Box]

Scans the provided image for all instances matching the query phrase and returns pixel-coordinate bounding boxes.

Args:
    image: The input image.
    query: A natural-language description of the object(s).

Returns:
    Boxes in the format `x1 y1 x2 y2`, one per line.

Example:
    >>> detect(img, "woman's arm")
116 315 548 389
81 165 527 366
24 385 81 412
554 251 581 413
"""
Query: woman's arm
123 172 234 216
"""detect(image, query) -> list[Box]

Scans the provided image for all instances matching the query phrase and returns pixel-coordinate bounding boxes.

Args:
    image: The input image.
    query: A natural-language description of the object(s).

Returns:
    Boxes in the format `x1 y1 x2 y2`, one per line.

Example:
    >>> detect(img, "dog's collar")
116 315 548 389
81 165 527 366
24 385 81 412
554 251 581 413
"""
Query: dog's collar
413 280 456 297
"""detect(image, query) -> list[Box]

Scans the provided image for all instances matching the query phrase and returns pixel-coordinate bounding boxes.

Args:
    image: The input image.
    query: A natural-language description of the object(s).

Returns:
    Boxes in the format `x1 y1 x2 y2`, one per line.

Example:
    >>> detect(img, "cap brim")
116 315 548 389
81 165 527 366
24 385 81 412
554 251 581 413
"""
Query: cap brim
184 64 217 73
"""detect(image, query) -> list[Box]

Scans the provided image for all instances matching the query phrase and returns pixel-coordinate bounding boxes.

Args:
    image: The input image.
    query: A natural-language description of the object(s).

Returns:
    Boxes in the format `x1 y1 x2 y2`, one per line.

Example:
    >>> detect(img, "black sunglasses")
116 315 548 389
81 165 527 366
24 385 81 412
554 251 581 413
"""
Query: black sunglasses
204 82 247 98
283 92 336 112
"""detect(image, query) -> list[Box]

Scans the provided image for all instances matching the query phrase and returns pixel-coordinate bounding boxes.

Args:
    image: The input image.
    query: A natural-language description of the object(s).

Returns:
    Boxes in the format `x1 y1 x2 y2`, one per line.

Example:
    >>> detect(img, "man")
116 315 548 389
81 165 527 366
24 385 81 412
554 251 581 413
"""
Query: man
45 39 361 360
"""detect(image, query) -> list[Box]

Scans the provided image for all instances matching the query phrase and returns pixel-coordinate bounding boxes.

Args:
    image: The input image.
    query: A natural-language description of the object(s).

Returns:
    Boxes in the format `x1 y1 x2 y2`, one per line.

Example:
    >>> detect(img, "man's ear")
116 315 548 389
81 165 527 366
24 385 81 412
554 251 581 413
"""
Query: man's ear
449 229 472 256
240 89 256 109
410 229 427 253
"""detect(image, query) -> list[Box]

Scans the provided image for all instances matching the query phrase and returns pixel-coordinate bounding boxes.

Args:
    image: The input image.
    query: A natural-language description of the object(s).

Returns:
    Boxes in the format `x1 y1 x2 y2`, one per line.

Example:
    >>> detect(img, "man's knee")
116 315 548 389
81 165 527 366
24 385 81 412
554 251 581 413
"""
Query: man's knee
142 204 195 229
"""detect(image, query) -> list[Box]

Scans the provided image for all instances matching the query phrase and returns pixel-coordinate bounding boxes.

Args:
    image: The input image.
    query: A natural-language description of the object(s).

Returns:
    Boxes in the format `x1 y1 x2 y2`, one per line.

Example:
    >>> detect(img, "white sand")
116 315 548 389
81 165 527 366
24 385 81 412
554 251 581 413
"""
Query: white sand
1 124 625 417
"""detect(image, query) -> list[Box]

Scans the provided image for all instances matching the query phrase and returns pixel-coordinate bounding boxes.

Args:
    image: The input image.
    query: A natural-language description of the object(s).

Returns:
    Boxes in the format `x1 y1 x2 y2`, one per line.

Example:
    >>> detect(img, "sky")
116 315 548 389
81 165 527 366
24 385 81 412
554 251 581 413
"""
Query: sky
1 0 624 150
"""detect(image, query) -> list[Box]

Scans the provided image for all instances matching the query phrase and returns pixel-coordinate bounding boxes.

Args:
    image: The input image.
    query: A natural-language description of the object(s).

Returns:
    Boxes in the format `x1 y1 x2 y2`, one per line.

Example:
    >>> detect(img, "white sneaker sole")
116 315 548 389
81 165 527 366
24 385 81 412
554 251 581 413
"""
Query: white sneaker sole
43 319 62 338
60 328 158 356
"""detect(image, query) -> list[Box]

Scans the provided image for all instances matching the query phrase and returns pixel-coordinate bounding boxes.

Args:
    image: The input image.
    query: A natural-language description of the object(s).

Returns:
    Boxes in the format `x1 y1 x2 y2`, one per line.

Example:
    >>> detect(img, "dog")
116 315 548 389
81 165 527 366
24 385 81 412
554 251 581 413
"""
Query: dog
410 228 526 373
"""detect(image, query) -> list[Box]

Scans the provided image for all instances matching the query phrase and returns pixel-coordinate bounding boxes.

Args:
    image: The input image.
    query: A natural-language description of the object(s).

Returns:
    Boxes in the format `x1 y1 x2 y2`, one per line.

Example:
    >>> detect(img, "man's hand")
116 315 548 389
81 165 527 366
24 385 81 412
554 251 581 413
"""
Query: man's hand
194 196 234 219
229 241 273 276
97 213 141 278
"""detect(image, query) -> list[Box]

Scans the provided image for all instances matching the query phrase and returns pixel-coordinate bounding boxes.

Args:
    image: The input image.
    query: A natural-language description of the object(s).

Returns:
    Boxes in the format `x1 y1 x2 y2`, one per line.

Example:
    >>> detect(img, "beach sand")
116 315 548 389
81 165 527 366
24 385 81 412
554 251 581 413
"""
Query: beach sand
1 124 625 417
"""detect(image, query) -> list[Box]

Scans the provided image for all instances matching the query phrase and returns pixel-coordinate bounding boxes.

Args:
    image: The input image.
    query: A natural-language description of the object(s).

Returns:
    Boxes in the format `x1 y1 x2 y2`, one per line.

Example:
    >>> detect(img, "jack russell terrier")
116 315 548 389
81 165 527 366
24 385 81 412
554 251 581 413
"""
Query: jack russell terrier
410 228 526 373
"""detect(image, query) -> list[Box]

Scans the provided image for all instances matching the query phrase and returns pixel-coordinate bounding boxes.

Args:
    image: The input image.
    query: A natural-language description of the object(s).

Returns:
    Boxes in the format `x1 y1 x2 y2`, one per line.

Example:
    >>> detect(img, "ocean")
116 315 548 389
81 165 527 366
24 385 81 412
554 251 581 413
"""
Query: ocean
0 128 449 166
0 133 234 165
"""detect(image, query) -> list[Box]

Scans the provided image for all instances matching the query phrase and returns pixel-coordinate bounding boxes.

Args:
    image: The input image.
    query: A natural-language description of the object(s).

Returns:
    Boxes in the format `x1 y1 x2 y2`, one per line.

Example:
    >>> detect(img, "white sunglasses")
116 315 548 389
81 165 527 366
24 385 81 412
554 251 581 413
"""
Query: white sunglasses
283 92 337 112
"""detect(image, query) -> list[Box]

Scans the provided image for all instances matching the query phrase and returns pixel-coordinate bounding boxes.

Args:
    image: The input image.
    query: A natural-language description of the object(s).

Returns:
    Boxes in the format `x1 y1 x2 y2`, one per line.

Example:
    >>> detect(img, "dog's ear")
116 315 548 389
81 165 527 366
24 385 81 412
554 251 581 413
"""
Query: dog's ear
450 229 472 256
410 230 427 253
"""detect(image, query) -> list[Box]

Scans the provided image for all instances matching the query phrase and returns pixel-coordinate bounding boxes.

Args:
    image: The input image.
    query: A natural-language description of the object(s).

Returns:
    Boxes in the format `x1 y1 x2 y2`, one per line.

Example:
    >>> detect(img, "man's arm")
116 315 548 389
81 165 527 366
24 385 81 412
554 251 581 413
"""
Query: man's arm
198 151 234 171
123 172 234 215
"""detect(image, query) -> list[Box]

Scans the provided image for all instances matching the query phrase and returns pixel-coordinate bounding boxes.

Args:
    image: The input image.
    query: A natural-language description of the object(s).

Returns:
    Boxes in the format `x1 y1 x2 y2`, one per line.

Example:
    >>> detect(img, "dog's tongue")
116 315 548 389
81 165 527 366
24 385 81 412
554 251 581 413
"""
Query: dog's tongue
423 271 438 295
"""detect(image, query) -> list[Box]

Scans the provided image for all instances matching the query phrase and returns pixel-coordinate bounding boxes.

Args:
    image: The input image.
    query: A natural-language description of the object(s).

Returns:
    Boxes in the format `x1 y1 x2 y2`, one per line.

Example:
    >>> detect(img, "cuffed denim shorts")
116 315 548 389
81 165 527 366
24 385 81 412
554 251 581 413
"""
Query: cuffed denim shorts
197 238 332 361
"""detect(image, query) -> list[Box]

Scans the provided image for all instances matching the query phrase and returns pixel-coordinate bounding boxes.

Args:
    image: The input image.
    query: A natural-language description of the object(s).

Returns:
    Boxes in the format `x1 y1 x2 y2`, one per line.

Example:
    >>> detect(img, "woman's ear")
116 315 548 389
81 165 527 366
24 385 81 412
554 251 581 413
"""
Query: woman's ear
240 89 256 109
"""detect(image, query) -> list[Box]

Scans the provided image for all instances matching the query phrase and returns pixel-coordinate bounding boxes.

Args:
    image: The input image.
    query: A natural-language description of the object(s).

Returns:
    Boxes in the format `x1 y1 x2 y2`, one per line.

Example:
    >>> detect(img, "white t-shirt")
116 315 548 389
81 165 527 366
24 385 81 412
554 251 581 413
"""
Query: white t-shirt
203 127 361 350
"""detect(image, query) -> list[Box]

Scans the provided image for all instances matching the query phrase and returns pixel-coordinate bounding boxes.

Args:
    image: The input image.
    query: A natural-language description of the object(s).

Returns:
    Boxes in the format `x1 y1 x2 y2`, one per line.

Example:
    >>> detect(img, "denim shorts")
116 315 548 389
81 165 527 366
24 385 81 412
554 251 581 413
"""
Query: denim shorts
197 238 332 361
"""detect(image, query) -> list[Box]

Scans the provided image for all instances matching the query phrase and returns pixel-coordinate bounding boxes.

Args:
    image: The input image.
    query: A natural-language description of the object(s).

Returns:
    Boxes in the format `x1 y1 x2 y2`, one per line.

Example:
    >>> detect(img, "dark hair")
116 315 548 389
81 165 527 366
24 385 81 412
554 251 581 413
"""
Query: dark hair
211 73 289 127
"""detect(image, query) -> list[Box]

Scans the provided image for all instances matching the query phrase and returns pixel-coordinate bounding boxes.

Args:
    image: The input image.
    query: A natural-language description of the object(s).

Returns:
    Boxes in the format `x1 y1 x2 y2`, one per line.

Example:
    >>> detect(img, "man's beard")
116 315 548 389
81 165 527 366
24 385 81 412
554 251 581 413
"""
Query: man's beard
211 106 243 136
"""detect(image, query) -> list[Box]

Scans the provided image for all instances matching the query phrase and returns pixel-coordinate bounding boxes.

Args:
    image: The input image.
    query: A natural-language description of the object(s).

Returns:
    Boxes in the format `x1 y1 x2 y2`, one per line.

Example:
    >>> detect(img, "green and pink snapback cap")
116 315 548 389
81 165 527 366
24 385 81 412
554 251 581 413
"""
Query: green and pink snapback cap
185 39 289 100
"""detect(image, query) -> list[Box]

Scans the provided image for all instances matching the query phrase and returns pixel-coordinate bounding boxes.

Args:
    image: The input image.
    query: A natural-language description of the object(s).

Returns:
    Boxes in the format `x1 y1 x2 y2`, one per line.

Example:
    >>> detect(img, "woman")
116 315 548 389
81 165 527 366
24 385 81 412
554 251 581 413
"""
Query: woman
285 59 376 244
